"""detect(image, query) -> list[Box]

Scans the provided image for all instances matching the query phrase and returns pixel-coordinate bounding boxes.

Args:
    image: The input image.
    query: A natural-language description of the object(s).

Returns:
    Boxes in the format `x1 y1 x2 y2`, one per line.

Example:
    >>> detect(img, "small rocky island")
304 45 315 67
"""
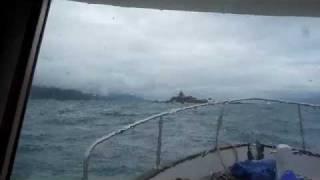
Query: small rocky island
166 91 208 104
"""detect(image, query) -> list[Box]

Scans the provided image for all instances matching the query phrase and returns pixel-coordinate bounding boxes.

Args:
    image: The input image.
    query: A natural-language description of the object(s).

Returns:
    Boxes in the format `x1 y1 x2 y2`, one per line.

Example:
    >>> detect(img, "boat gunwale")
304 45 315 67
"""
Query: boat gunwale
137 143 320 180
136 143 248 180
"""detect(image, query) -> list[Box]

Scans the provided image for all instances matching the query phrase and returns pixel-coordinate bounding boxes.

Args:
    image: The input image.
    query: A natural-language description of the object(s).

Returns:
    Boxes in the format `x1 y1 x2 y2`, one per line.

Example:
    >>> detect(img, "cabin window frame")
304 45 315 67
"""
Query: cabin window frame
1 0 320 180
0 0 51 179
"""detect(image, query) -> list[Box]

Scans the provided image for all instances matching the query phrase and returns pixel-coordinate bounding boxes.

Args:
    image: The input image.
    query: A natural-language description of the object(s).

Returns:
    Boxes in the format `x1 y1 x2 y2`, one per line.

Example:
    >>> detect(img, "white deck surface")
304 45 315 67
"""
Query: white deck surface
149 146 320 180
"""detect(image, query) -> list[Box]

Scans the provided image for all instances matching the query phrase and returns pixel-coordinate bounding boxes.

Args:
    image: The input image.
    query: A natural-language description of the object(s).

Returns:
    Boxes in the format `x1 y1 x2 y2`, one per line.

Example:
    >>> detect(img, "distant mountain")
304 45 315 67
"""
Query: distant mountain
29 86 144 101
297 96 320 104
278 92 320 104
103 93 144 102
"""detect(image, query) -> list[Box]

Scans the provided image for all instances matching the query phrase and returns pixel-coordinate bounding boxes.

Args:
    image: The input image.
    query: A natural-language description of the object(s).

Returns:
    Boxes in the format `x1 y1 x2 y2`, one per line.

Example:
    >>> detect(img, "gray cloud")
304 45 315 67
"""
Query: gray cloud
34 0 320 100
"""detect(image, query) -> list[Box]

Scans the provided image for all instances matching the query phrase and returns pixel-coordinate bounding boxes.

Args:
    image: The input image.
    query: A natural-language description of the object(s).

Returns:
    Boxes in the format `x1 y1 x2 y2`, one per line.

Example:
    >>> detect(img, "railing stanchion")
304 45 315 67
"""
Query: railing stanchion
297 104 306 150
156 116 163 169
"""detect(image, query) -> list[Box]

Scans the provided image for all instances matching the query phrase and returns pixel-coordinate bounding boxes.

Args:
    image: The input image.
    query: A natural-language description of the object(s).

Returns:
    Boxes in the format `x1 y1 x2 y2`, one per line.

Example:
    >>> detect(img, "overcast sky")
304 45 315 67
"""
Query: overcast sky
33 0 320 100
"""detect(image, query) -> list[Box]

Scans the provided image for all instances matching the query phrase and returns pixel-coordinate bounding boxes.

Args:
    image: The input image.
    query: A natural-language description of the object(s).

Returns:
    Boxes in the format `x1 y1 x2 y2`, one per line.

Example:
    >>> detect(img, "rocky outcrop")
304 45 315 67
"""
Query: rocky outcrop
167 91 208 104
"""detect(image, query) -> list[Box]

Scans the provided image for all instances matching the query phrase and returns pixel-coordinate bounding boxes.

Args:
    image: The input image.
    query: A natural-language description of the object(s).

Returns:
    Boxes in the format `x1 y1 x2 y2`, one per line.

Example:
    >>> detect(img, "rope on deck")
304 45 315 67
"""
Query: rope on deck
215 103 229 172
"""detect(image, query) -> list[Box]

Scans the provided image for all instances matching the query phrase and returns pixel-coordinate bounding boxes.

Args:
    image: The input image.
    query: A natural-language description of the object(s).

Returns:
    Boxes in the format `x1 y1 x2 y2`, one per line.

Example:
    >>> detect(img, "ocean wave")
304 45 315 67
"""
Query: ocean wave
21 133 52 141
46 117 98 125
18 144 44 153
13 100 320 180
100 111 140 117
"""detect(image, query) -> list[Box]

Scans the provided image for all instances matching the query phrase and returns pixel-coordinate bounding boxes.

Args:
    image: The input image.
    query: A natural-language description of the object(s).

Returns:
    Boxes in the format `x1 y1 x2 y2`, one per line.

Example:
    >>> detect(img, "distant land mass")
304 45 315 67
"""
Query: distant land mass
29 85 144 101
293 95 320 104
29 86 320 104
275 91 320 104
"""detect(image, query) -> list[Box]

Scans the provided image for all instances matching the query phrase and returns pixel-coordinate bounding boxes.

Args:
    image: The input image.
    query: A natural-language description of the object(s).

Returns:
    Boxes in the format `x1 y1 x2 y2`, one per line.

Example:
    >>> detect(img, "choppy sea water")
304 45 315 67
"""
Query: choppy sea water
11 99 320 180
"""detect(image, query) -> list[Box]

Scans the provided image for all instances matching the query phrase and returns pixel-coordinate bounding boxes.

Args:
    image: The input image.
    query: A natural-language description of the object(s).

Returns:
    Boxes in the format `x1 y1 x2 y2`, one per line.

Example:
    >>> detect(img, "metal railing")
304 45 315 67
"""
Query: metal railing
155 116 163 169
82 98 320 180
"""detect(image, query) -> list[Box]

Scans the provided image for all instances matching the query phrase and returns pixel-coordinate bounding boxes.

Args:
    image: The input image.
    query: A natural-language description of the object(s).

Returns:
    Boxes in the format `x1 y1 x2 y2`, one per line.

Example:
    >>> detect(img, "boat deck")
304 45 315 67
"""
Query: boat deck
142 145 320 180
